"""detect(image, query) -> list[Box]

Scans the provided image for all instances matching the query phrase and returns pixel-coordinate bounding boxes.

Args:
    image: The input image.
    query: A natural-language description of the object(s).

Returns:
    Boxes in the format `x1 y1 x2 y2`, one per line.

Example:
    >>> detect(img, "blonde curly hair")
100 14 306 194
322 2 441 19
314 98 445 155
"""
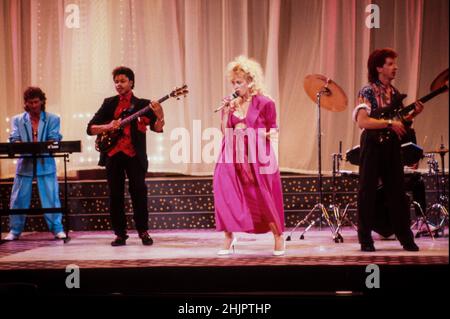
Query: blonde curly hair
227 55 268 96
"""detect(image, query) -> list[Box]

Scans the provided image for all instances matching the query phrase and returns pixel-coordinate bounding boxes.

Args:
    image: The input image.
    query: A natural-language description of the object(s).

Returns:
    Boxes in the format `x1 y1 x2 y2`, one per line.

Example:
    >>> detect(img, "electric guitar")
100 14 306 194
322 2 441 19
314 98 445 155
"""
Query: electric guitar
369 82 448 143
95 85 188 153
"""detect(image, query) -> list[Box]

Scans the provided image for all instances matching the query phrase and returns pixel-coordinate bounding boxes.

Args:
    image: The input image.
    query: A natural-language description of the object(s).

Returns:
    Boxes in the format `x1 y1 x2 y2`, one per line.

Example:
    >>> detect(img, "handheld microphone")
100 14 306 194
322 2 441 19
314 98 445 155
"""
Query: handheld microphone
214 92 239 113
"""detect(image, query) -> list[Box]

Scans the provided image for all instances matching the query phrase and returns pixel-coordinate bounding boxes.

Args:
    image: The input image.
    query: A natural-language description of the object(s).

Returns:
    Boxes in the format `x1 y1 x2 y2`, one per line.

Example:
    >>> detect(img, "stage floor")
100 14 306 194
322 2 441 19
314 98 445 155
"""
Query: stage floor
0 228 448 303
1 228 448 270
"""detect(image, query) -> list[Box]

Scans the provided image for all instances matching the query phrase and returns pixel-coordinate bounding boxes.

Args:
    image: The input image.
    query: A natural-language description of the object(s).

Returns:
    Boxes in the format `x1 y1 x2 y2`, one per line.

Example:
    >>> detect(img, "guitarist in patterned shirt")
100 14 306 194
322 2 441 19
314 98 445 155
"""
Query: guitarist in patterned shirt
352 48 423 252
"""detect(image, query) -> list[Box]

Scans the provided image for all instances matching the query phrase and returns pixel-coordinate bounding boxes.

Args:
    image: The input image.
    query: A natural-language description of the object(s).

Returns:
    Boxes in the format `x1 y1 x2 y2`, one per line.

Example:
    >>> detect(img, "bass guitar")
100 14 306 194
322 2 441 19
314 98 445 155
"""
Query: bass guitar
95 85 188 153
370 81 448 143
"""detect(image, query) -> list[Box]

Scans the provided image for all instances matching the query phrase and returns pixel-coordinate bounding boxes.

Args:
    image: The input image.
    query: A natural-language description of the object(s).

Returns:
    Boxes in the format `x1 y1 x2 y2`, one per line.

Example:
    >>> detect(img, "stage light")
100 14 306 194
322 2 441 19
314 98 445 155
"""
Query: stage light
6 117 10 122
6 128 9 133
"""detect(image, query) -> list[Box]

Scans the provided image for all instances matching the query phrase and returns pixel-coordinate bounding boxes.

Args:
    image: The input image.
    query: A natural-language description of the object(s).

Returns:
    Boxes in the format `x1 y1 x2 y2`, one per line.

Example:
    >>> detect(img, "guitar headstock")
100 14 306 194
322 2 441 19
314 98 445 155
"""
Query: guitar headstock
170 85 189 100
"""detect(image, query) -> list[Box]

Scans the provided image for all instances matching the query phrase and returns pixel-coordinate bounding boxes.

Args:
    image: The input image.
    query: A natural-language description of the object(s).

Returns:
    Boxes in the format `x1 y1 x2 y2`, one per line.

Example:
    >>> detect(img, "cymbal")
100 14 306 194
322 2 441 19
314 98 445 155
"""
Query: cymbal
304 74 348 112
425 148 449 154
430 68 449 91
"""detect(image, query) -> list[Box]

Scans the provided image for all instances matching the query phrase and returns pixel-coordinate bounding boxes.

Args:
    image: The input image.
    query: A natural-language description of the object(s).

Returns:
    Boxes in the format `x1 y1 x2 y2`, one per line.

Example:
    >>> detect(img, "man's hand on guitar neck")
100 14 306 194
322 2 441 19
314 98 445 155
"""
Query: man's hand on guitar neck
149 101 165 132
405 101 425 121
149 101 164 120
414 101 425 115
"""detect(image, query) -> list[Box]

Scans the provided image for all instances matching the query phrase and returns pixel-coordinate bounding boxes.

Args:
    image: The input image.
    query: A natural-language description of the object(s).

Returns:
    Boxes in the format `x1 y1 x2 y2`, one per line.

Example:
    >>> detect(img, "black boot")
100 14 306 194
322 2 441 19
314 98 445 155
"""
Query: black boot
402 242 419 251
111 234 129 246
361 243 376 252
139 231 153 246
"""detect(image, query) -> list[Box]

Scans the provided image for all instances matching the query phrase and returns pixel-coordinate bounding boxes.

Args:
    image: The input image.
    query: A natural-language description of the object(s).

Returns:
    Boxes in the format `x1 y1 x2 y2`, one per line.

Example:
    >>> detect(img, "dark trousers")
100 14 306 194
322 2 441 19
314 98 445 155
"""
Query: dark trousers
105 152 148 237
357 130 415 246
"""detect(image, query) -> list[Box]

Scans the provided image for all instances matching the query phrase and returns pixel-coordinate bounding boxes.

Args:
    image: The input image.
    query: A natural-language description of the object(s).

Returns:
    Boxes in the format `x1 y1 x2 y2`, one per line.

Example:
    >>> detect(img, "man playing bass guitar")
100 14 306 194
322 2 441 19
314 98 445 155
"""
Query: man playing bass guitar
87 66 164 246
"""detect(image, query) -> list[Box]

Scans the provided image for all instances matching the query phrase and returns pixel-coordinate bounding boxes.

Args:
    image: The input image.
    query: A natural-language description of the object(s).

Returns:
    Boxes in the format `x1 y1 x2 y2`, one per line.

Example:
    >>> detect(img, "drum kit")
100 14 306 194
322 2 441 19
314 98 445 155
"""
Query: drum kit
413 144 449 238
287 68 449 242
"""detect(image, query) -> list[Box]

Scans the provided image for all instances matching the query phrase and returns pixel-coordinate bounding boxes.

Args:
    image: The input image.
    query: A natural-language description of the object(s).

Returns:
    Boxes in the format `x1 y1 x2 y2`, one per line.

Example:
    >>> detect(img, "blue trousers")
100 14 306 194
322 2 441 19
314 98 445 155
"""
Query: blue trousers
9 173 64 236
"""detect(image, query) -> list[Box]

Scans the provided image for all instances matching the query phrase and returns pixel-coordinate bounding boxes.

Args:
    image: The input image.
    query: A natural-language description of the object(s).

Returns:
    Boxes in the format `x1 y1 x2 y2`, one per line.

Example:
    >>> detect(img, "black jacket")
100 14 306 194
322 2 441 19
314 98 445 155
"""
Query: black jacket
87 94 158 170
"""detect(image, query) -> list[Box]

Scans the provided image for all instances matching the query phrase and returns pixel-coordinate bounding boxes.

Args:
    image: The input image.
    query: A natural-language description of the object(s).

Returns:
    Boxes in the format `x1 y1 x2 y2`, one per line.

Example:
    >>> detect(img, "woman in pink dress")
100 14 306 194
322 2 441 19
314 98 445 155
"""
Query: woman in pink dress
213 56 285 256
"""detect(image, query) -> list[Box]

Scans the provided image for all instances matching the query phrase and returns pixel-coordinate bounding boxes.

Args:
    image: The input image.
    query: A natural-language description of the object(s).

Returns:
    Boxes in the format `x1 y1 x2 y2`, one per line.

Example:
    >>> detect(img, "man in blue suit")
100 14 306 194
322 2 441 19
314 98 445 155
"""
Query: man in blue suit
5 87 66 240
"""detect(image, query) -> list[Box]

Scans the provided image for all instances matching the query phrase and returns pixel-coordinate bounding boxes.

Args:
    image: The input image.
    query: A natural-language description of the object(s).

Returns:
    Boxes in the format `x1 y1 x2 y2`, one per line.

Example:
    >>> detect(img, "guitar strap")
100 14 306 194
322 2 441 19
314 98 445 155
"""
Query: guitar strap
391 85 403 109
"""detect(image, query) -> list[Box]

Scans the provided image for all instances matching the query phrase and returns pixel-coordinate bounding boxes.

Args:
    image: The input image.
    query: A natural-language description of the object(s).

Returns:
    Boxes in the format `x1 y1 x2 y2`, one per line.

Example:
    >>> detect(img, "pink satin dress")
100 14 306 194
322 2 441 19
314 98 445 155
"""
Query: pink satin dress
213 94 285 234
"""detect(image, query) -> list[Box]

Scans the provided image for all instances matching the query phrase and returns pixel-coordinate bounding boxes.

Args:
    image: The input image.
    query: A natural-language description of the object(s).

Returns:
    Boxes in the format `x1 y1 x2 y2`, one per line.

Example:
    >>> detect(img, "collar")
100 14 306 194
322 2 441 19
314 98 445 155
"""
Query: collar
119 91 133 102
374 79 393 91
24 111 46 122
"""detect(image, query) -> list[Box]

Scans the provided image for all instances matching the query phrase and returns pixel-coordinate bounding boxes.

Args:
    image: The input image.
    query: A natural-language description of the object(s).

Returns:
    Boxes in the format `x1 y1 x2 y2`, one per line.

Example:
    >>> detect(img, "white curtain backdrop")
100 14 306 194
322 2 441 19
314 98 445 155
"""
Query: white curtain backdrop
0 0 448 178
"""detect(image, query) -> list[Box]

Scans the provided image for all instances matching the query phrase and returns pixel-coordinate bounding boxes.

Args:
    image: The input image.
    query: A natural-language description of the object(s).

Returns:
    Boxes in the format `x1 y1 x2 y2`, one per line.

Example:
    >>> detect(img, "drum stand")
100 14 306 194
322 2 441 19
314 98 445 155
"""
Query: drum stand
287 87 341 242
330 143 358 242
416 147 449 238
410 201 435 239
410 155 436 239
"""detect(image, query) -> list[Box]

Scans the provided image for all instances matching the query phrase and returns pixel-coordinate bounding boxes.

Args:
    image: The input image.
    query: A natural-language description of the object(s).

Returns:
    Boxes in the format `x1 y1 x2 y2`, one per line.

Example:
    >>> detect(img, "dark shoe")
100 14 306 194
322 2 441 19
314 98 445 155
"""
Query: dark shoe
361 243 376 252
139 231 153 246
111 235 129 246
403 242 419 251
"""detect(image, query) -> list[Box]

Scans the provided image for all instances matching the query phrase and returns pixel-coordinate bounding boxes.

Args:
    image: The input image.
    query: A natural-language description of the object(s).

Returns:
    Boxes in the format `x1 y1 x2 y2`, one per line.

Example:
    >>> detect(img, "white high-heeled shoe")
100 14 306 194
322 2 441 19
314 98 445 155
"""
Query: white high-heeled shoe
217 237 237 255
4 232 20 241
273 237 285 256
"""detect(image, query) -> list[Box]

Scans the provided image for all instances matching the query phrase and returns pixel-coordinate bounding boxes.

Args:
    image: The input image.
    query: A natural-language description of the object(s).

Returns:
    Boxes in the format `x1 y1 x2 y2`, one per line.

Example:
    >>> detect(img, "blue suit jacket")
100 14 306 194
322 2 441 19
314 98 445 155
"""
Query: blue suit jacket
9 112 62 176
